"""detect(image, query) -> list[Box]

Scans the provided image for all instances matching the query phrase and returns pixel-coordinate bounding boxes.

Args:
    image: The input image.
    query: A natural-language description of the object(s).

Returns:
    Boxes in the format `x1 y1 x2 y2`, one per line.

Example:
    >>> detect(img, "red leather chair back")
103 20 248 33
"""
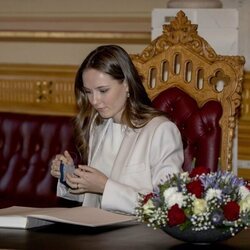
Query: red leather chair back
152 87 222 172
0 112 79 208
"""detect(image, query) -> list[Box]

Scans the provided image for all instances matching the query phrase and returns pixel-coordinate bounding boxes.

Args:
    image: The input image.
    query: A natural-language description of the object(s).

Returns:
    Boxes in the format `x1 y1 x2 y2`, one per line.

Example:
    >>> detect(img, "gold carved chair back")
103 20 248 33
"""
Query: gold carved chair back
131 11 245 172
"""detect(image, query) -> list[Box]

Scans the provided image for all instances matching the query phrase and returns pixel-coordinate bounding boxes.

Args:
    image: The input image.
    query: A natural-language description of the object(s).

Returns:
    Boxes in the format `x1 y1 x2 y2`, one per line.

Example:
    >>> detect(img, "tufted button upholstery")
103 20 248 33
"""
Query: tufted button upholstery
152 87 222 172
0 112 80 208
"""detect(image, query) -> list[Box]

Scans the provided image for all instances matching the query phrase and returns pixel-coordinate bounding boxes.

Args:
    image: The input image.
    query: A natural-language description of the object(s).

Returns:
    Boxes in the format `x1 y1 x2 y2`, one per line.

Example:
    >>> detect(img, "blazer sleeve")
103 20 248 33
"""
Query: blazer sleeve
101 120 184 214
150 121 184 186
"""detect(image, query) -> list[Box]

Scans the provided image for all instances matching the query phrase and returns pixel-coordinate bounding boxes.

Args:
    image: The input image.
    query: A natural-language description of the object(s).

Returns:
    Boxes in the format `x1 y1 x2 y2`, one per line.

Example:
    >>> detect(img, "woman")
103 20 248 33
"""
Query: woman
50 45 183 214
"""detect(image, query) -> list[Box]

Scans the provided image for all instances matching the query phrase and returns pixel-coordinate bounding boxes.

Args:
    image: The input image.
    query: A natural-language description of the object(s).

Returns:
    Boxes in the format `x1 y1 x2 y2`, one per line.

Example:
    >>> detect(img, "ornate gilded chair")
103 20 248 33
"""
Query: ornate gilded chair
131 11 245 172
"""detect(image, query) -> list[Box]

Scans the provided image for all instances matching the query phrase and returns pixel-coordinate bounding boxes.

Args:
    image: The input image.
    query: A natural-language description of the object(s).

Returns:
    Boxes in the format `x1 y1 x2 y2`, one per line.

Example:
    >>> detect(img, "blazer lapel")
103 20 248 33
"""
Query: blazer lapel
110 127 140 179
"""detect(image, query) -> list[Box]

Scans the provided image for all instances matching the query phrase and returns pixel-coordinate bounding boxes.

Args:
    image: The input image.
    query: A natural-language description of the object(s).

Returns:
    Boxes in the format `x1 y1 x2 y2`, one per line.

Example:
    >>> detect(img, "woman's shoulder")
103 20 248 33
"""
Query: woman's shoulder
144 115 180 132
147 115 170 126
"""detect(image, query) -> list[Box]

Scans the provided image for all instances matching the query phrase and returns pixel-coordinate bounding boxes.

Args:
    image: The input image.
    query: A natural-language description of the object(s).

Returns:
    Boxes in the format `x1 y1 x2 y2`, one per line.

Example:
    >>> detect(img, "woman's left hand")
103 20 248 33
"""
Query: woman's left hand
66 165 108 194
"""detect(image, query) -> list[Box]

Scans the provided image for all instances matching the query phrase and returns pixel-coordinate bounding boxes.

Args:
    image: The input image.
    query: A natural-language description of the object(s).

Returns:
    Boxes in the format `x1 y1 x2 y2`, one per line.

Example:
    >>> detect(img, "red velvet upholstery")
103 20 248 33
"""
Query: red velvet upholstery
0 112 80 208
152 87 222 172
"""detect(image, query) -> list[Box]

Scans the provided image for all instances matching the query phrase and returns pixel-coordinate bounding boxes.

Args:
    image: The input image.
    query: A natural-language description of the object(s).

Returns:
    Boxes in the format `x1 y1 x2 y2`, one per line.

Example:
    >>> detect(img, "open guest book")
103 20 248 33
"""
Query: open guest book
0 206 136 229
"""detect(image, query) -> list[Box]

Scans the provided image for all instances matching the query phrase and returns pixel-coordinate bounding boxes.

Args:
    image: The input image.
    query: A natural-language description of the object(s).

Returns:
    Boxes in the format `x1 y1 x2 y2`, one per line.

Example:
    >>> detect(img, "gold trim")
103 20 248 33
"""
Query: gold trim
0 63 77 76
0 31 151 44
238 168 250 180
0 15 151 24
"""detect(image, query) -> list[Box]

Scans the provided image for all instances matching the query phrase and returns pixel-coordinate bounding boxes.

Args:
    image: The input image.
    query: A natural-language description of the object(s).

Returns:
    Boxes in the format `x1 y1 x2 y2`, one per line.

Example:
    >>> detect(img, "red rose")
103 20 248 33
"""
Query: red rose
190 166 210 178
186 179 204 198
246 182 250 190
223 201 240 221
143 193 154 204
167 204 186 227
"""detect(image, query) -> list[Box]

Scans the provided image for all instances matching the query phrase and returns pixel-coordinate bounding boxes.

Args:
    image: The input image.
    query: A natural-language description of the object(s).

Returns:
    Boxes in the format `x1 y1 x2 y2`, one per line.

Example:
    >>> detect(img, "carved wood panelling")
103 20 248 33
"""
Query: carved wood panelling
0 64 77 116
238 72 250 179
239 72 250 159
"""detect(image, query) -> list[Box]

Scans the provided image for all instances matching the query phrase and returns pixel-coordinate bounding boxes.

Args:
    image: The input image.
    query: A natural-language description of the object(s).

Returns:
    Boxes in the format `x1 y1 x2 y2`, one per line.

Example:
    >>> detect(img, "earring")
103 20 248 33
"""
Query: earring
127 92 130 98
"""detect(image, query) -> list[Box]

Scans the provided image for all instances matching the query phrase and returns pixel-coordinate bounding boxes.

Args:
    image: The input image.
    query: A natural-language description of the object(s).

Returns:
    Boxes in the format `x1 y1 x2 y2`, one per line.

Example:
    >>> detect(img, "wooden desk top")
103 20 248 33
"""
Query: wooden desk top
0 222 249 250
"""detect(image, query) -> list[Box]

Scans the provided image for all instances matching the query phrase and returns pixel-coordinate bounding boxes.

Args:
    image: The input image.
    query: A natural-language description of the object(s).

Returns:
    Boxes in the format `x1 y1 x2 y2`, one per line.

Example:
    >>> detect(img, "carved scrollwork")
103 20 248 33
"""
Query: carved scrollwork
135 10 218 63
162 10 198 44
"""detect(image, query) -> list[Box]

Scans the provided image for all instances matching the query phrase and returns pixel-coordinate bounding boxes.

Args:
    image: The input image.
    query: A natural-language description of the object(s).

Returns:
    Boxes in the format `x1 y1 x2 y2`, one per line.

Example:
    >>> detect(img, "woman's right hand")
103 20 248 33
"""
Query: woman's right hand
50 150 74 179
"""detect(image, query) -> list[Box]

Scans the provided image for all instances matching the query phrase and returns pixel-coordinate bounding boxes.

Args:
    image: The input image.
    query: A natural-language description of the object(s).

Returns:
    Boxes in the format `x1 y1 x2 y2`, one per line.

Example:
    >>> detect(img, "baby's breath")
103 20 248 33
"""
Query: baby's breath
135 170 250 236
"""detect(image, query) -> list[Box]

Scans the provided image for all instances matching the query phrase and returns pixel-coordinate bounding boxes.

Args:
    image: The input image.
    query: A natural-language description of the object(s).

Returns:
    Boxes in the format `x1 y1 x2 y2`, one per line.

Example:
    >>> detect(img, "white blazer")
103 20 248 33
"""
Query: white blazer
57 116 184 214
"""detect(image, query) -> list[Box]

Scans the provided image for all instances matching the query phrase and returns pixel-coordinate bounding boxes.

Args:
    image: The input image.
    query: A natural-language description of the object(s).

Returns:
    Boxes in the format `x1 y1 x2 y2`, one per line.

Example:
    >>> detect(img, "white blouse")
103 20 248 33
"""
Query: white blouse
85 121 125 207
91 120 124 177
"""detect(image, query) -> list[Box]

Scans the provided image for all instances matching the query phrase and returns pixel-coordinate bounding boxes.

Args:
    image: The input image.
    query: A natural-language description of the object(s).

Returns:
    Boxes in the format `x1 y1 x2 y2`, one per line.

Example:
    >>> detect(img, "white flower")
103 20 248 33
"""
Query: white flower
142 199 155 215
239 186 250 200
240 194 250 212
193 198 207 215
205 188 222 201
166 192 185 209
180 172 189 180
163 187 178 202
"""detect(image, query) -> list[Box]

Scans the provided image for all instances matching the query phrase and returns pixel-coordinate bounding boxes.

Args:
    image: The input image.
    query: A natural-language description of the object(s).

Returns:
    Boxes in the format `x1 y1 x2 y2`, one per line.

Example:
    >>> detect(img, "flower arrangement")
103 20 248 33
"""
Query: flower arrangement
136 166 250 237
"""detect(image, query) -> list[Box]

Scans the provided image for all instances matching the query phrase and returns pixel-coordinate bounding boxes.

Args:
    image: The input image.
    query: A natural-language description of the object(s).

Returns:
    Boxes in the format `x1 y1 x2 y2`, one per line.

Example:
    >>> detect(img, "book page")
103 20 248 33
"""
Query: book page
0 206 135 229
28 206 135 227
0 206 55 229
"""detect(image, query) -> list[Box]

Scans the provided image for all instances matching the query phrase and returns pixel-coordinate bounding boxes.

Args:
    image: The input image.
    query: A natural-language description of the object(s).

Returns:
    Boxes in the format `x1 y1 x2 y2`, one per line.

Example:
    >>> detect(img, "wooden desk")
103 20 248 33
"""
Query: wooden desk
0 223 249 250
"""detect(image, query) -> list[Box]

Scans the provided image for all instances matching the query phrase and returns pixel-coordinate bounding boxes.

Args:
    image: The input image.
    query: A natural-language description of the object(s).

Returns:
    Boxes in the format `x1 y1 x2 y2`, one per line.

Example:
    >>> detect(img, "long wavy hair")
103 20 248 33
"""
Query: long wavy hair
74 45 164 163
